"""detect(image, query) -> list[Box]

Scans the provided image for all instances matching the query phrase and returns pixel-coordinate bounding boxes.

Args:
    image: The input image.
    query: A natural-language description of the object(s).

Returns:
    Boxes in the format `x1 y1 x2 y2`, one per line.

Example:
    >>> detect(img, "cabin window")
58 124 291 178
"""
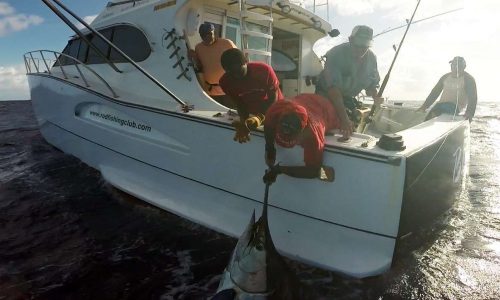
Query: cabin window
246 22 269 50
225 17 241 47
87 28 113 64
67 40 80 60
246 22 270 63
77 40 89 63
223 18 270 63
109 25 150 63
57 24 151 66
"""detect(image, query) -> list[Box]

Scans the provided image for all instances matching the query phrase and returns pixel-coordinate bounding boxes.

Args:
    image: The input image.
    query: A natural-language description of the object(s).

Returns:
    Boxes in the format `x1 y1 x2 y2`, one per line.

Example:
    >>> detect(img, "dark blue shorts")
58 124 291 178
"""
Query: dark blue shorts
425 102 458 120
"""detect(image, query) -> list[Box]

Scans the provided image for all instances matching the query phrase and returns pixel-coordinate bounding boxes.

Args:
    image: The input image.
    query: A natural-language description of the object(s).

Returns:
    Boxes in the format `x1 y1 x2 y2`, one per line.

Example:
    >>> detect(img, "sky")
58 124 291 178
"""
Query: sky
0 0 499 101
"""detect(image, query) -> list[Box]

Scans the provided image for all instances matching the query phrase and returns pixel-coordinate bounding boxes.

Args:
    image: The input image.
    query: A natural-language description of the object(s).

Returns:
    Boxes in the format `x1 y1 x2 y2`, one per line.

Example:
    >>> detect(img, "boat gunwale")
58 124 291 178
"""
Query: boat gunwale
27 72 465 165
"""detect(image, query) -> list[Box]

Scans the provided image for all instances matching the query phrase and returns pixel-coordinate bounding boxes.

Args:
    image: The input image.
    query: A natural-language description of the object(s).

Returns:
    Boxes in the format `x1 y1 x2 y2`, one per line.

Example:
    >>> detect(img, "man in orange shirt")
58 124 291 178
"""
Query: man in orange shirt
189 23 236 108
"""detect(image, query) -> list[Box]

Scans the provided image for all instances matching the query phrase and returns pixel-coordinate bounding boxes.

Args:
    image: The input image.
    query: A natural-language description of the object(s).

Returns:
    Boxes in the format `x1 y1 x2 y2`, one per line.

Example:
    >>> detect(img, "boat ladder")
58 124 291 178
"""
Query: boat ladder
238 0 274 65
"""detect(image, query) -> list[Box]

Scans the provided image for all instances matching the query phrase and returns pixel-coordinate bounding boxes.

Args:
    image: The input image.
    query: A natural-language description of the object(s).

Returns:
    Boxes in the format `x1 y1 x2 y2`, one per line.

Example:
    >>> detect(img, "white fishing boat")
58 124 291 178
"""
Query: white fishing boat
24 0 469 278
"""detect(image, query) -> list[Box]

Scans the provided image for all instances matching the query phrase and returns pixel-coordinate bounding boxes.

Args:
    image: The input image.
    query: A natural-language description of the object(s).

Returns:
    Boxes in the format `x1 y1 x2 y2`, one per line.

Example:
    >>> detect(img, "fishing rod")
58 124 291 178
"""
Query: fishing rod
363 0 422 130
373 7 463 38
378 0 422 97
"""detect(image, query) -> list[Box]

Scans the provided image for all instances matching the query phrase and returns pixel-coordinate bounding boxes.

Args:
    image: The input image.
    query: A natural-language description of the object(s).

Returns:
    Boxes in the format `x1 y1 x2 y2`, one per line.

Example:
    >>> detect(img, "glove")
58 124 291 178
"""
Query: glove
232 120 251 143
245 114 265 130
263 164 281 185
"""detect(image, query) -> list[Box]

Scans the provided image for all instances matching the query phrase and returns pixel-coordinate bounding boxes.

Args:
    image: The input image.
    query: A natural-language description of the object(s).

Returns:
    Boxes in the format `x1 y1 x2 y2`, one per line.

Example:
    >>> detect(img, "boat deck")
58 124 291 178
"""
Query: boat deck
189 109 468 160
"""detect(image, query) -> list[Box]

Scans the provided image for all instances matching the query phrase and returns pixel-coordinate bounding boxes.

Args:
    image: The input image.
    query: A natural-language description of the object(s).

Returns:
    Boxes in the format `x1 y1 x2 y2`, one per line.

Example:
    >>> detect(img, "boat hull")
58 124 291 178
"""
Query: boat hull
400 121 469 235
28 74 468 278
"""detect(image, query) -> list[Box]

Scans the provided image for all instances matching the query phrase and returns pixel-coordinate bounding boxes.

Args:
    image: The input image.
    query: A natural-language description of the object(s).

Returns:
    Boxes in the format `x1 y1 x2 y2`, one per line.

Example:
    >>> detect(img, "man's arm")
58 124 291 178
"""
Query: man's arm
319 48 353 138
418 74 446 111
366 87 383 106
365 54 382 104
264 124 276 167
464 73 477 121
235 101 249 121
226 38 237 49
263 129 323 182
220 77 246 119
326 87 352 138
190 45 203 71
262 88 279 113
278 165 321 178
262 65 281 111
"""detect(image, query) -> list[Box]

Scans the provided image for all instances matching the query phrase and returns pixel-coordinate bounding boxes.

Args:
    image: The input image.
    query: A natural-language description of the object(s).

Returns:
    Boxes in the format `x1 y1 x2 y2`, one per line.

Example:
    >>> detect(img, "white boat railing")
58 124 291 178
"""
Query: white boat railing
24 50 119 98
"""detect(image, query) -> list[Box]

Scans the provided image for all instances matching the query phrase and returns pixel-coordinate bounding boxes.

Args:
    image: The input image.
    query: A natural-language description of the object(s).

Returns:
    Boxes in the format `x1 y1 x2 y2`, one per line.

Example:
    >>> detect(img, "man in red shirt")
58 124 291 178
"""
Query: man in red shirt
219 48 283 143
263 93 340 182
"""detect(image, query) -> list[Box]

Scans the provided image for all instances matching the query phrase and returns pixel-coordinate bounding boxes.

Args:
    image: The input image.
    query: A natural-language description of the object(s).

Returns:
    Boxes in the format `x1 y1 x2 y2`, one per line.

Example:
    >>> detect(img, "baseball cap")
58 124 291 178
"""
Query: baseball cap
350 25 373 47
198 23 214 37
449 56 466 66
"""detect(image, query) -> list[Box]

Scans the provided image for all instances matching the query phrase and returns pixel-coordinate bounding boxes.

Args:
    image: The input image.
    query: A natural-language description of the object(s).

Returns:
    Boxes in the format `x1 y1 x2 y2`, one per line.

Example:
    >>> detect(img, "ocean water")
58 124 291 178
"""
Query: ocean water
0 101 499 299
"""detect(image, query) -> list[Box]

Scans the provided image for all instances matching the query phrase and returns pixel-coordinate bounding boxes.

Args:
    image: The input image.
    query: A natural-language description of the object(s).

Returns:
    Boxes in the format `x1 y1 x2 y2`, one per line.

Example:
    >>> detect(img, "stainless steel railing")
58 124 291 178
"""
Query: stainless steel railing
24 50 119 98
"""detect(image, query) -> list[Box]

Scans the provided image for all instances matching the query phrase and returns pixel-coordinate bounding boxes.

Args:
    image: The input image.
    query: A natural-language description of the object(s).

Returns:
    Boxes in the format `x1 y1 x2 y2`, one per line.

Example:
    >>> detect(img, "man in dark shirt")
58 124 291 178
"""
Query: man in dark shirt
316 25 382 139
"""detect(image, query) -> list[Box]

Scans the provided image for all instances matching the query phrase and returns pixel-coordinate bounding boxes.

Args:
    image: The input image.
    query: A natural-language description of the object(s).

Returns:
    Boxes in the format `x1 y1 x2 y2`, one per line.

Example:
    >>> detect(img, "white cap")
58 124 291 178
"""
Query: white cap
350 25 374 47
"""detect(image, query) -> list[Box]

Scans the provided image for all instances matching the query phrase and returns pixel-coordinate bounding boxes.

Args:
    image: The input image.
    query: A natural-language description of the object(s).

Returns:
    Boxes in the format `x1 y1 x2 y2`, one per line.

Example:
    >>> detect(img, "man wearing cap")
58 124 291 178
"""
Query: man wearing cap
189 23 236 108
417 56 477 122
315 25 382 139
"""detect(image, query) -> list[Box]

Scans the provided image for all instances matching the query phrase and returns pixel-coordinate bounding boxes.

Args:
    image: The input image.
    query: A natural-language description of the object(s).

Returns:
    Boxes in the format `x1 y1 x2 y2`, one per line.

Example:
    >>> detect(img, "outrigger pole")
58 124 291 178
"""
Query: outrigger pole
373 7 462 38
41 0 190 110
364 0 423 129
378 0 422 97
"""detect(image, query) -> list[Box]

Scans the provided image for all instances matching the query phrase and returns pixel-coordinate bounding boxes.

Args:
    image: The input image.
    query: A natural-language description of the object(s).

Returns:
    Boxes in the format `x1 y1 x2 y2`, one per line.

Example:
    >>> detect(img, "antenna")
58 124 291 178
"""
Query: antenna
312 0 330 22
293 0 330 23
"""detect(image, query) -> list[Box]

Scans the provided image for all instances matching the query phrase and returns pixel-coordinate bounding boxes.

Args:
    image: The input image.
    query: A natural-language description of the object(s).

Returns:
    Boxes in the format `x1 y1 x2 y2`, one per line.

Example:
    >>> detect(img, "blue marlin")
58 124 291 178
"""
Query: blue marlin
212 184 313 300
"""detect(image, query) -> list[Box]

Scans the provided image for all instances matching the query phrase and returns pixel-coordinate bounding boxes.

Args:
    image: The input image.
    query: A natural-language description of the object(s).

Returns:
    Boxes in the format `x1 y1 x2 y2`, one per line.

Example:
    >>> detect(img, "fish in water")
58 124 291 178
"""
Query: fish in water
212 184 315 300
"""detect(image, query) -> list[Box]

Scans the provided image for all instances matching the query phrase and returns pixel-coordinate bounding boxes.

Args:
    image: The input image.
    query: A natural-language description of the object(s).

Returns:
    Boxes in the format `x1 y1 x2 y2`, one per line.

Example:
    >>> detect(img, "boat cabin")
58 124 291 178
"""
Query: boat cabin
49 0 331 112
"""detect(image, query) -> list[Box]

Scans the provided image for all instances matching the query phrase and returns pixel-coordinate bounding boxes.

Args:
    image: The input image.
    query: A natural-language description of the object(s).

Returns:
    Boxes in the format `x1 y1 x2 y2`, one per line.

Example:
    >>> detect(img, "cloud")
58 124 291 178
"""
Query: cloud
290 0 305 7
311 0 497 101
302 0 397 17
0 2 44 37
302 0 464 21
377 0 500 100
0 2 14 16
0 64 30 100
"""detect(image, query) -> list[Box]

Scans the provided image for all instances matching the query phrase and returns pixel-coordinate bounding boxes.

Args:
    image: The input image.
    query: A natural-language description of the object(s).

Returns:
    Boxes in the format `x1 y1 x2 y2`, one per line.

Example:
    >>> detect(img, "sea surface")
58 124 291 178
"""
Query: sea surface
0 101 499 300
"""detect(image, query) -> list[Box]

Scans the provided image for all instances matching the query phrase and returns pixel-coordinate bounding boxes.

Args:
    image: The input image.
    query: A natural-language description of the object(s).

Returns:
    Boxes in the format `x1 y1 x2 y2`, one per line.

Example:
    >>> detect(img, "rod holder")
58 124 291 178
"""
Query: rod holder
166 37 177 49
169 47 181 59
176 68 190 80
173 56 184 68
